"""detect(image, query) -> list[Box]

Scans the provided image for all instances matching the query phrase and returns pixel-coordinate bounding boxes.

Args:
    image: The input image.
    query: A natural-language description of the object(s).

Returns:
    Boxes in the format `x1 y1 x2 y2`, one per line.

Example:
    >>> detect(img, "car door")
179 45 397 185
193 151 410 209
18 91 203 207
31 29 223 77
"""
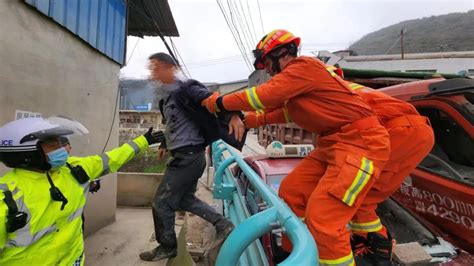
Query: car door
392 98 474 253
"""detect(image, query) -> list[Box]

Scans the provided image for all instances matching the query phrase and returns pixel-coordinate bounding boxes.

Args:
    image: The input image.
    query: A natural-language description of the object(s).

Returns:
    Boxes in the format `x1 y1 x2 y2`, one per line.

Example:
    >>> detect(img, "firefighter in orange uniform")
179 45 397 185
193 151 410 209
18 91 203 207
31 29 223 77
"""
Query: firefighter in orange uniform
244 65 435 264
332 69 435 263
202 29 391 266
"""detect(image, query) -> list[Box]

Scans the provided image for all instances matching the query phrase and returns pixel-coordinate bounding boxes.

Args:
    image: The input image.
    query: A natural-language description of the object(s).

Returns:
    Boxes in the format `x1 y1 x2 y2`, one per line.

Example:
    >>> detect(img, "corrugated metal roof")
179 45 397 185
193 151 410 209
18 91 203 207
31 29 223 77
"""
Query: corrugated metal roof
24 0 127 65
128 0 179 37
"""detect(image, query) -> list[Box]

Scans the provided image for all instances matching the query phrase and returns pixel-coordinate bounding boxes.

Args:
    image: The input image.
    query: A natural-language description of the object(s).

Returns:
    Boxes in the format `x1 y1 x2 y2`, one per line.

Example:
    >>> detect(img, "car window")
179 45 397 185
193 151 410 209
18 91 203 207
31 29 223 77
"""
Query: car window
418 107 474 185
266 174 286 193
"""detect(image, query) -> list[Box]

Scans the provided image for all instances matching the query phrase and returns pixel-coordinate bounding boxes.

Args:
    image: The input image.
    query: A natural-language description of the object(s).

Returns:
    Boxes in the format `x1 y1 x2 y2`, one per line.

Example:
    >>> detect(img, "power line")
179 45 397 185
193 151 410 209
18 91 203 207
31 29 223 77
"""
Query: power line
169 37 179 62
245 0 258 42
230 0 252 51
151 1 192 73
217 0 253 71
237 0 257 45
218 0 249 65
234 0 255 51
126 38 140 65
169 37 192 78
256 0 265 35
227 0 252 56
130 1 181 67
101 84 121 153
218 0 250 68
384 34 402 54
135 1 193 78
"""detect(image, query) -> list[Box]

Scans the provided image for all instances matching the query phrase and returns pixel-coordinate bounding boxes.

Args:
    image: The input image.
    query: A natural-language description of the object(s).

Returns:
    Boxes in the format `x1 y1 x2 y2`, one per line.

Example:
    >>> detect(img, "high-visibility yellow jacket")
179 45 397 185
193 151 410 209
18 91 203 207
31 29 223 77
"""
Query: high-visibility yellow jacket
0 136 148 265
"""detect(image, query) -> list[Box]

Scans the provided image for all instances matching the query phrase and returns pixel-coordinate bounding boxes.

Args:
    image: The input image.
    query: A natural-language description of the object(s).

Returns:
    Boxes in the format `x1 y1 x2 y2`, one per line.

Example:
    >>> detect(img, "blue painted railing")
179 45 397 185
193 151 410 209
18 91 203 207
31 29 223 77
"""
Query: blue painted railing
212 140 318 266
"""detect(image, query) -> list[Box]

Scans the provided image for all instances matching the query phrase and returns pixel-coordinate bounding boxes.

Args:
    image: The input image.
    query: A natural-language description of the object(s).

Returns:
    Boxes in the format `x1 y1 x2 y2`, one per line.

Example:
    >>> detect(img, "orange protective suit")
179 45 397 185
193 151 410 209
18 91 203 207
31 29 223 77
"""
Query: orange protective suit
221 56 391 265
255 72 435 253
349 86 435 237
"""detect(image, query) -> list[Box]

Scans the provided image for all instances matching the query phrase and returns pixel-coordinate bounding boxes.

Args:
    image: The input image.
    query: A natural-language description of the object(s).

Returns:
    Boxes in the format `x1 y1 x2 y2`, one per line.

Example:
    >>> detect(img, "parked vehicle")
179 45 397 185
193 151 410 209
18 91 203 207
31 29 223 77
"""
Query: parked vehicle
233 145 474 265
255 77 474 253
386 78 474 253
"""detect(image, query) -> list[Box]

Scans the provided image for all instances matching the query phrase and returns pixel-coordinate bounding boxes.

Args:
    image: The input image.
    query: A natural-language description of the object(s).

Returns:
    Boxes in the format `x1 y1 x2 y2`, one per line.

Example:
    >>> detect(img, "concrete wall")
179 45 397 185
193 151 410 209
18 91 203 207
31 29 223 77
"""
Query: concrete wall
116 172 163 207
0 1 121 235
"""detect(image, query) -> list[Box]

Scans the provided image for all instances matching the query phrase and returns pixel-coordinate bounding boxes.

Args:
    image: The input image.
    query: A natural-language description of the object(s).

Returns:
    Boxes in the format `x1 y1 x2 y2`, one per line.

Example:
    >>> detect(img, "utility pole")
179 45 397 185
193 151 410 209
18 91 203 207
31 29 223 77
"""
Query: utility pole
400 29 405 59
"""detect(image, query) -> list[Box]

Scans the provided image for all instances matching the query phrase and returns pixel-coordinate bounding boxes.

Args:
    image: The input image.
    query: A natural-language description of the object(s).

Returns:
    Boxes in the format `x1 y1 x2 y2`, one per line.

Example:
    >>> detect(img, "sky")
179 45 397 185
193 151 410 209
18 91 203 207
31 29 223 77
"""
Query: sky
120 0 473 84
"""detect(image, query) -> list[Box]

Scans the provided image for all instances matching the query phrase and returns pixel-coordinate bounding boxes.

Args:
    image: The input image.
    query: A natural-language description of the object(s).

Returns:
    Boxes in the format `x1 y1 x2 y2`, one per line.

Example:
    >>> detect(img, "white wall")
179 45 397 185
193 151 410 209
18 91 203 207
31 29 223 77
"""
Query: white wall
339 57 473 74
0 1 121 235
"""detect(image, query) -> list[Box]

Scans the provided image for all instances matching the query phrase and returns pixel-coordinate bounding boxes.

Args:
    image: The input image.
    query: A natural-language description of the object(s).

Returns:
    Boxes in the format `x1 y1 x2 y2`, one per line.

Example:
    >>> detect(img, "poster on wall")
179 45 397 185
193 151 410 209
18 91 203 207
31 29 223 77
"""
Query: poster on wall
15 110 42 120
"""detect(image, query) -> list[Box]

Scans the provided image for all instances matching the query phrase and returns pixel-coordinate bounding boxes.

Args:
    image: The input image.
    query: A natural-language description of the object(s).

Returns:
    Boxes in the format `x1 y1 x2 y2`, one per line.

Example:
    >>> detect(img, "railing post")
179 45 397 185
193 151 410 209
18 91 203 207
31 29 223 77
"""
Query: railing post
213 156 237 200
212 140 318 265
216 207 278 266
212 141 226 168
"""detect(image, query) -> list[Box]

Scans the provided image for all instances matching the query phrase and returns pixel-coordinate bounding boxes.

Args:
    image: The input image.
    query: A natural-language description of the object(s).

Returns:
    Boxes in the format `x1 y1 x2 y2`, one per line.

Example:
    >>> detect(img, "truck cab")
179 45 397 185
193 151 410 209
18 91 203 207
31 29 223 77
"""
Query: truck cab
383 78 474 253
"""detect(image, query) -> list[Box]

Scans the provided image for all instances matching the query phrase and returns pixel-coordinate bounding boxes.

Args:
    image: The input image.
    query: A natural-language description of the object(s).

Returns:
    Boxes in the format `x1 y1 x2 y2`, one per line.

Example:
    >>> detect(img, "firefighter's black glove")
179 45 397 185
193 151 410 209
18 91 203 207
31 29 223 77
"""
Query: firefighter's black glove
144 127 165 145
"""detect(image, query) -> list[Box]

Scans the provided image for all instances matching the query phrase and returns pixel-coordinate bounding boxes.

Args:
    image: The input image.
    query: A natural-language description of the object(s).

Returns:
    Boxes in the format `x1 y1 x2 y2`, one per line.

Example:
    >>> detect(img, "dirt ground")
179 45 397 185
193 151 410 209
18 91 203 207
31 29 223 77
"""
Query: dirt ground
85 178 218 266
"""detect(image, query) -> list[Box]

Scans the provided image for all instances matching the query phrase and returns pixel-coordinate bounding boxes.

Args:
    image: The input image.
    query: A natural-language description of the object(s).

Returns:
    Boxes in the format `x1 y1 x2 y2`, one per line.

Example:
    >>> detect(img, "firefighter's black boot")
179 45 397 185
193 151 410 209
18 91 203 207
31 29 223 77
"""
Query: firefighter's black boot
351 232 395 266
351 233 373 266
365 232 394 266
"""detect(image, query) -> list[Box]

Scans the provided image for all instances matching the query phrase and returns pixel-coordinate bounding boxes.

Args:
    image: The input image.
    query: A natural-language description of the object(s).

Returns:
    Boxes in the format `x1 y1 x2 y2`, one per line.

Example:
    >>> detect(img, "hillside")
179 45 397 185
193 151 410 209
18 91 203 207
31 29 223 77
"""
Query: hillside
348 10 474 55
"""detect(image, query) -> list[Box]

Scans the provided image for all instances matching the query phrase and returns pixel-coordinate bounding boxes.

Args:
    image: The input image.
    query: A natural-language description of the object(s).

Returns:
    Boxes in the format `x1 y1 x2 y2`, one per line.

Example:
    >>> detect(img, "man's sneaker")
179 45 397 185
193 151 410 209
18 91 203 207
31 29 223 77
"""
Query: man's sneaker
212 218 235 249
139 245 177 261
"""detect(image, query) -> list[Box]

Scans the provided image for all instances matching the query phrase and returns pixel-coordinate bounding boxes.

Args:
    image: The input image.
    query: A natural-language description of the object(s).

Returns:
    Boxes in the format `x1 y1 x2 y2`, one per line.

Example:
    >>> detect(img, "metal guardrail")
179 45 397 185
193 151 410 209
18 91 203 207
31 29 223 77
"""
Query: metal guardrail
212 140 318 266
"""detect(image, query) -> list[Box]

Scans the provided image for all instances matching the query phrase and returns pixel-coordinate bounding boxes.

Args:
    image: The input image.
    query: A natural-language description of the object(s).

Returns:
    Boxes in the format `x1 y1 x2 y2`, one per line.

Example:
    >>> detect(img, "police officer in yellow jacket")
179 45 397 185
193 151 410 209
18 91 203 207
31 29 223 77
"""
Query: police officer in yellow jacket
0 116 164 265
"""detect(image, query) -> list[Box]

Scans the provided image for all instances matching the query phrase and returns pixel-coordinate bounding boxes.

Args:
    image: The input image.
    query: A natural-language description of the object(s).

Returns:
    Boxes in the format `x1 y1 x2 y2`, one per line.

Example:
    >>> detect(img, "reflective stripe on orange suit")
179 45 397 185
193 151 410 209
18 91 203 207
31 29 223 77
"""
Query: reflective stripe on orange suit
350 87 435 236
222 56 390 264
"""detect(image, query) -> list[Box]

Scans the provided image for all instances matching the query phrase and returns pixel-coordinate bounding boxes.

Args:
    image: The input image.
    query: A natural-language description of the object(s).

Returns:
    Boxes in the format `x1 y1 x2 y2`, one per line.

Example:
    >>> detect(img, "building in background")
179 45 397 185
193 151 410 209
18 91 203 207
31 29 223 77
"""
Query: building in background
120 79 158 111
0 0 178 235
119 110 162 130
218 79 248 95
318 50 474 77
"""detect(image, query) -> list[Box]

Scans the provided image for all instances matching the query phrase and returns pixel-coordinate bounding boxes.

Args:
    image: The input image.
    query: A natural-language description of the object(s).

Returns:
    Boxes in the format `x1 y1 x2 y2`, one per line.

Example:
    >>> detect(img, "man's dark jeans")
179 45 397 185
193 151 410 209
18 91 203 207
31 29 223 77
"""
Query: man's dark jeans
152 150 223 249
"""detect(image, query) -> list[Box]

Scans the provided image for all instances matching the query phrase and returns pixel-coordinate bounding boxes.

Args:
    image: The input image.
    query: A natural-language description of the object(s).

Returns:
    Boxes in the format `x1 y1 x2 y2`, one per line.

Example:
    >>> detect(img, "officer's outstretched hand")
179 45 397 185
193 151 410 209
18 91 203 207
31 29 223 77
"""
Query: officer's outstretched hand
144 127 165 145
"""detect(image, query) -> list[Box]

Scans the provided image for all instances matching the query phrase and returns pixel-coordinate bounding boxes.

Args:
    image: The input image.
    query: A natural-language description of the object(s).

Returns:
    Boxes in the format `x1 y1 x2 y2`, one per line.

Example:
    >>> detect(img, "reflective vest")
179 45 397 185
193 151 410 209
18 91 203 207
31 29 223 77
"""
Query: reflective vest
0 136 148 265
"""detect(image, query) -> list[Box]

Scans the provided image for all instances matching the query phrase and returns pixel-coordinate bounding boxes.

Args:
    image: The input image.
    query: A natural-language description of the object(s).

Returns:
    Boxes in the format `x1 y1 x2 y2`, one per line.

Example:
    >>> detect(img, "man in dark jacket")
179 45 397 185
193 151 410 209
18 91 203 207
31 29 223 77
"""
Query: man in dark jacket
139 53 243 261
